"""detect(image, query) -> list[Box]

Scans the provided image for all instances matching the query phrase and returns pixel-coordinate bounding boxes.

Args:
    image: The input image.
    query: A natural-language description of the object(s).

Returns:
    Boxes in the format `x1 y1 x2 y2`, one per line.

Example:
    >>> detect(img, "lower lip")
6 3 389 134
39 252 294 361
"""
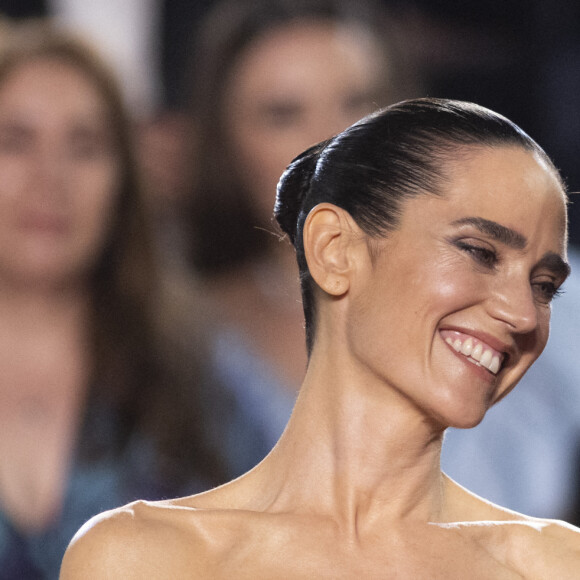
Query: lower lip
443 337 497 383
18 216 68 235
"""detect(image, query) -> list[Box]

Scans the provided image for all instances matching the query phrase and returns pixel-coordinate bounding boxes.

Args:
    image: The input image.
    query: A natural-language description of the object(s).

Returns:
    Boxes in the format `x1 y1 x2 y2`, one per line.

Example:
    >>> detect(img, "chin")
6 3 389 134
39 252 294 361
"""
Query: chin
428 394 492 431
444 413 487 430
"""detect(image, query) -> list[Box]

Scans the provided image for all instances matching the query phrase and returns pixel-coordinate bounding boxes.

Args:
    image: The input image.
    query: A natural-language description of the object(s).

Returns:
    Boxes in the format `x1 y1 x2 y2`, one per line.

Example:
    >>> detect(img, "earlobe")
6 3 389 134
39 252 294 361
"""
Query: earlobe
303 203 361 296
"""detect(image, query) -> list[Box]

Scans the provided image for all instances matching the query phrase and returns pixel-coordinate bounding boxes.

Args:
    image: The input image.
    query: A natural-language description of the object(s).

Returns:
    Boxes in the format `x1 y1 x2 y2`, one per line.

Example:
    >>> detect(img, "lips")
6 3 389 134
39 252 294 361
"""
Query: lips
19 212 68 234
440 330 505 375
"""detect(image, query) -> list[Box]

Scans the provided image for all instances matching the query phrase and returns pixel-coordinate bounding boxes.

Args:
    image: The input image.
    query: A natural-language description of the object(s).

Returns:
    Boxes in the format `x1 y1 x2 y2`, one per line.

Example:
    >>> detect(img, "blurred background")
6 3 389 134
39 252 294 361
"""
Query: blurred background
1 0 579 233
2 0 578 236
0 1 579 577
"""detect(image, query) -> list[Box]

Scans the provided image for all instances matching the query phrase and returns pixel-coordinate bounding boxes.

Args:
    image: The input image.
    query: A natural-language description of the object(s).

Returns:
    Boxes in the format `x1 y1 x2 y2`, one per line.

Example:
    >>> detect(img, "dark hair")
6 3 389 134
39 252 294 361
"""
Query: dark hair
183 0 417 274
275 97 565 355
0 20 226 485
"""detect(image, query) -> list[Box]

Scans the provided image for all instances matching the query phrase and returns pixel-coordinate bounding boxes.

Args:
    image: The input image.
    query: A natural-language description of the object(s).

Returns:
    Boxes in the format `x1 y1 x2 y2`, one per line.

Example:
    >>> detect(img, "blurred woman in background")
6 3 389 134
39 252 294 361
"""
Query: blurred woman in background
0 20 232 578
183 0 419 458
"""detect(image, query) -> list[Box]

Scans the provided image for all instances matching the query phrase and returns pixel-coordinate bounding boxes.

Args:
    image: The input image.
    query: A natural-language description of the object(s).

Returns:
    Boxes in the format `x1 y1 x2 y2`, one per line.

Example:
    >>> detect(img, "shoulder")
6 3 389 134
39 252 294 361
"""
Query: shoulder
506 518 580 579
60 483 271 579
444 476 580 577
60 499 213 579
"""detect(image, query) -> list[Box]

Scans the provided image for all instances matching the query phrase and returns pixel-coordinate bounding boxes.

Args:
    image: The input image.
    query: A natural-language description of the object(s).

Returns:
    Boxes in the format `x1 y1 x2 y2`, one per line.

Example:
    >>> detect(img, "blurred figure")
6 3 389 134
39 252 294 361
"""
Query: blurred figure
0 20 230 578
0 0 162 117
182 0 418 457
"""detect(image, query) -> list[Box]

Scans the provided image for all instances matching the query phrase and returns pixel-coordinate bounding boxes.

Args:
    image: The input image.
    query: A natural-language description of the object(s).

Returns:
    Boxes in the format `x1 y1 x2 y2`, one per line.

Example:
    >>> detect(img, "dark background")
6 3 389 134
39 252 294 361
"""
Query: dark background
3 0 579 244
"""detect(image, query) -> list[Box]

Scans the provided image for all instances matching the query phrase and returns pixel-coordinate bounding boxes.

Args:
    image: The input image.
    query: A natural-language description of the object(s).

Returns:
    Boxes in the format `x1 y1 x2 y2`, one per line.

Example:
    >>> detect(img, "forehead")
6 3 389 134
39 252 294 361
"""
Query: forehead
0 57 107 115
227 20 384 96
407 146 568 253
448 145 565 213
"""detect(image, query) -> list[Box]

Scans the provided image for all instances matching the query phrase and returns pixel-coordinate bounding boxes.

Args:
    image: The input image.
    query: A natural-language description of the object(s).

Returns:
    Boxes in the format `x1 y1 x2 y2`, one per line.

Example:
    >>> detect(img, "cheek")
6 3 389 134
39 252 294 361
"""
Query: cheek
74 162 120 248
350 258 484 360
231 128 295 220
0 156 29 198
237 134 284 184
397 254 483 318
525 305 551 361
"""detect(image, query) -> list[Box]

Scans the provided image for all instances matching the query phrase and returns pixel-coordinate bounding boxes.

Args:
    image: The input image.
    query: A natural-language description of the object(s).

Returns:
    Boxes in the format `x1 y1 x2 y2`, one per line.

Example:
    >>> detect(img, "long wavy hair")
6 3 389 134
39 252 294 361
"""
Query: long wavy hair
0 19 226 487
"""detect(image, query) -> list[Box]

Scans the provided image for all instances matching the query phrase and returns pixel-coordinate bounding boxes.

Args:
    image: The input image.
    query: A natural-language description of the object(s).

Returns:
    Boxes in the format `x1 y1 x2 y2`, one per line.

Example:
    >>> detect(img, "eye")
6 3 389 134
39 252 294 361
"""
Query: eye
532 279 564 304
258 102 303 129
68 127 112 160
0 124 32 154
455 240 498 269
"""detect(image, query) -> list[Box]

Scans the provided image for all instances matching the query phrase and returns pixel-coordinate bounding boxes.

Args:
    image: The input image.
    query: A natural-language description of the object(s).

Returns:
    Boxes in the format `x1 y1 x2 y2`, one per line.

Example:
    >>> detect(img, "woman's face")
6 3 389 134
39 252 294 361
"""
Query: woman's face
345 146 568 429
223 20 387 225
0 57 121 289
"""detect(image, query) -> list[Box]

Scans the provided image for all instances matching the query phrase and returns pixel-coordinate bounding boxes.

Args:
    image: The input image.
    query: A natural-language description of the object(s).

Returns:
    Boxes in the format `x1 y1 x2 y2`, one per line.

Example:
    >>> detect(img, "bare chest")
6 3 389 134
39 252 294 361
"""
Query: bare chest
208 549 522 579
185 525 526 580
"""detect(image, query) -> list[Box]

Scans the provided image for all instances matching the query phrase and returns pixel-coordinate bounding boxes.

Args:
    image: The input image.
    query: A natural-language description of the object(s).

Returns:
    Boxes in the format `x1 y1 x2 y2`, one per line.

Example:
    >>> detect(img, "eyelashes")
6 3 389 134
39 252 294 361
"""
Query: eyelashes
454 241 498 269
533 281 564 303
454 239 564 303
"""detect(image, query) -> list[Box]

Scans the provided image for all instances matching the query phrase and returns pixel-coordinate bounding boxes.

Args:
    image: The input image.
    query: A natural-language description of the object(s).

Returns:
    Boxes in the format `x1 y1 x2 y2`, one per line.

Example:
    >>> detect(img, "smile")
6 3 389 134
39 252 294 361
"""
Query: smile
440 330 504 375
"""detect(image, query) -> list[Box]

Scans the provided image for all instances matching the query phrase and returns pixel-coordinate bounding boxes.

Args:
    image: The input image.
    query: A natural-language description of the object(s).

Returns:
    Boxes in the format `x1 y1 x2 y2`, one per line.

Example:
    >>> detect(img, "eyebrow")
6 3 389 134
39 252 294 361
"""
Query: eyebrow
451 217 527 250
452 216 570 280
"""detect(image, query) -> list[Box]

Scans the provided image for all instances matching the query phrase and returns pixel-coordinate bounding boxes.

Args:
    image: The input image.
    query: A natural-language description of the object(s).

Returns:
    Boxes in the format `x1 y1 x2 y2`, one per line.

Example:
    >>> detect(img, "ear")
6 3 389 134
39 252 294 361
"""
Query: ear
303 203 365 296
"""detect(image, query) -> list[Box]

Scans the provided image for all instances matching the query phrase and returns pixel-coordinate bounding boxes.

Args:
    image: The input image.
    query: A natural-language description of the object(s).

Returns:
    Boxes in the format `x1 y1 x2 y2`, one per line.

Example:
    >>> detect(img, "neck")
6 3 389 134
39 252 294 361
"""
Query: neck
0 277 90 338
251 345 448 533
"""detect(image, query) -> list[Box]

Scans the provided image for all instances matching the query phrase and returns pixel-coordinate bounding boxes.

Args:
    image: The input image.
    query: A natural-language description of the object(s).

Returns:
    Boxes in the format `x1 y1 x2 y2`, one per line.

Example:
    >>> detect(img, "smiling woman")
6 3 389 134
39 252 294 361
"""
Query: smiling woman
61 99 580 579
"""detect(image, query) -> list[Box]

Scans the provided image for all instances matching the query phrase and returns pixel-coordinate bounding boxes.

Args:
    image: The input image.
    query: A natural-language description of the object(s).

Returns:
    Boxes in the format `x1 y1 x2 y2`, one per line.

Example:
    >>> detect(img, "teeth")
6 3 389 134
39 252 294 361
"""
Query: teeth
443 333 503 375
460 338 473 356
480 349 492 369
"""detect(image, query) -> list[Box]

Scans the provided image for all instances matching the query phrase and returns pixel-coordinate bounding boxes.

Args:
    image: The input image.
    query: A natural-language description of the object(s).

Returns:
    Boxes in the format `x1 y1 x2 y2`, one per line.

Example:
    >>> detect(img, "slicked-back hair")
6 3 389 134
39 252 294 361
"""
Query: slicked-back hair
275 98 565 356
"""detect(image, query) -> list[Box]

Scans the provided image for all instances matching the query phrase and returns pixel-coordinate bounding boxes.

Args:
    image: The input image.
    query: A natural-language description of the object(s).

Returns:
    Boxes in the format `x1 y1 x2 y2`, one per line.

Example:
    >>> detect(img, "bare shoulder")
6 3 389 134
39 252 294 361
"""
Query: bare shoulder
443 475 580 578
60 478 273 580
508 517 580 579
60 499 216 579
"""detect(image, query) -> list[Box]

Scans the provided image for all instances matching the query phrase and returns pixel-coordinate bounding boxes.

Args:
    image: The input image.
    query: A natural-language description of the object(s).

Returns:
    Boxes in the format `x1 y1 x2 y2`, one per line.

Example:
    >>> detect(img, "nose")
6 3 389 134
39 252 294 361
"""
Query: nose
486 275 539 335
32 142 67 194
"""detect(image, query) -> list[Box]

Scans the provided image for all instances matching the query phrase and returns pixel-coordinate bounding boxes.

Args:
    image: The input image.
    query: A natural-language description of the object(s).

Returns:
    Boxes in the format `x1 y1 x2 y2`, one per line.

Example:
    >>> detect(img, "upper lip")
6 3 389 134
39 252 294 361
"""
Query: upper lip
440 326 514 367
18 212 69 231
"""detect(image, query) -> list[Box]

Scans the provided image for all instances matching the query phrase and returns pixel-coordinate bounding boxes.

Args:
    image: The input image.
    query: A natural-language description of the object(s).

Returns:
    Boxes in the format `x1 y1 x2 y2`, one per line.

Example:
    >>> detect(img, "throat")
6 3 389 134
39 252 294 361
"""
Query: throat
263 381 447 525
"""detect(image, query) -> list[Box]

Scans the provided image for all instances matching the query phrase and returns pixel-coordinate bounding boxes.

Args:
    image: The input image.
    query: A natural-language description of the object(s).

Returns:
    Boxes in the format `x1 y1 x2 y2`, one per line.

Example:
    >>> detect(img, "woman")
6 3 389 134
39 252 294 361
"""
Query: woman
0 20 232 578
181 0 418 462
62 98 580 578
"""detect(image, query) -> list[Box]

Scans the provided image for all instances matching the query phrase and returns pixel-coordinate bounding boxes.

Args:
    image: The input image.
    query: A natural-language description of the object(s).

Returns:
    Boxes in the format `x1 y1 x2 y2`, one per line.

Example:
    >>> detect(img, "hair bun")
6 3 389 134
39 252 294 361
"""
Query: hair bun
274 139 330 245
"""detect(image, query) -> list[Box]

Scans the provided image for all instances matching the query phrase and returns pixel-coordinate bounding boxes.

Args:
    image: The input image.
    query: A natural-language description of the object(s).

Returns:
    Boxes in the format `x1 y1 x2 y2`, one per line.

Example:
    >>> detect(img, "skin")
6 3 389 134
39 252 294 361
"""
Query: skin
339 146 569 430
0 57 120 531
61 146 580 578
223 20 387 225
0 57 120 291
